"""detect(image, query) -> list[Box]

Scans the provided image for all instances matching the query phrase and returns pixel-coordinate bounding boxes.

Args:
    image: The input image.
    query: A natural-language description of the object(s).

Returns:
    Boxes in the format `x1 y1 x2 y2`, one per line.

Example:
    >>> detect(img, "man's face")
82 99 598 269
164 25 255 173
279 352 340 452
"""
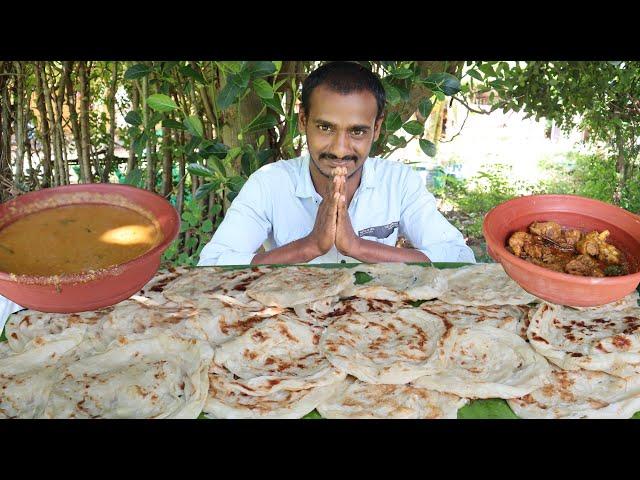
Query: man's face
299 85 383 179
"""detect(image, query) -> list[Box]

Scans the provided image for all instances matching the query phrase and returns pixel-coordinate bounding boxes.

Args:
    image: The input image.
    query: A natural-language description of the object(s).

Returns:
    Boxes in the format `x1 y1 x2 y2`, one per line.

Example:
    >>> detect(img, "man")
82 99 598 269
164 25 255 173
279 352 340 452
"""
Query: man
0 63 474 329
198 61 475 266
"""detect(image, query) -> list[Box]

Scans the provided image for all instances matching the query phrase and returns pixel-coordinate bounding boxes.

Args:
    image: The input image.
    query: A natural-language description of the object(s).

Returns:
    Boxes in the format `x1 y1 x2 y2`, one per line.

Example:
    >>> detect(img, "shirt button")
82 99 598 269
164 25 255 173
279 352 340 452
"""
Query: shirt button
340 259 346 264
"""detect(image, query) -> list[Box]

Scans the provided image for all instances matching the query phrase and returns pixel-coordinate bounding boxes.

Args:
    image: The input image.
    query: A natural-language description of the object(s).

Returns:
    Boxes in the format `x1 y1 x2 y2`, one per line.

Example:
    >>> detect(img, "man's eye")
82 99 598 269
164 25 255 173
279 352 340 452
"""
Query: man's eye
318 124 331 132
352 129 365 136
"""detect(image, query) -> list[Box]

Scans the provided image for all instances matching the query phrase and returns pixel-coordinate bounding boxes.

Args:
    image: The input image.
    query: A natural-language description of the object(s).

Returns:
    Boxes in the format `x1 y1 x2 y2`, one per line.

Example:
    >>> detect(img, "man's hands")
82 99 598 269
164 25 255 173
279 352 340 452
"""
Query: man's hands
304 167 361 258
334 168 361 257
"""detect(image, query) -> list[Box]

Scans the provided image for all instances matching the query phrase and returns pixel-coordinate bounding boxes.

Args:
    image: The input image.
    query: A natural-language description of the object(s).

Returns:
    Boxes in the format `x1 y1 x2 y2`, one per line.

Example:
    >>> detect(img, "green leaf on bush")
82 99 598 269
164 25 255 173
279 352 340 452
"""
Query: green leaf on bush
187 163 215 178
201 219 214 233
419 139 437 157
227 176 246 192
402 120 424 136
245 113 278 134
384 83 402 105
184 115 204 138
179 65 206 84
423 72 462 96
418 98 434 119
124 64 151 80
162 118 186 130
216 81 242 110
384 111 402 132
147 94 178 112
467 69 483 81
262 95 285 116
252 79 274 99
125 110 142 127
247 61 277 78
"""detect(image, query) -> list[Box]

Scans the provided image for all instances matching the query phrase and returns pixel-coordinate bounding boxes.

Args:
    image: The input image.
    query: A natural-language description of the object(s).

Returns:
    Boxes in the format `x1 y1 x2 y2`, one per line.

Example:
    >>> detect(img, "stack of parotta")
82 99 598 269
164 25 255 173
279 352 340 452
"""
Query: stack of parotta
1 262 639 419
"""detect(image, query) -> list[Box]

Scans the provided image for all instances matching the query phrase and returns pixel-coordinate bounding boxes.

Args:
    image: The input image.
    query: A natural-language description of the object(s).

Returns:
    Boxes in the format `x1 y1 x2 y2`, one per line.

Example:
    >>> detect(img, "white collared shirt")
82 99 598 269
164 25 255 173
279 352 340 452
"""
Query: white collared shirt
198 155 476 266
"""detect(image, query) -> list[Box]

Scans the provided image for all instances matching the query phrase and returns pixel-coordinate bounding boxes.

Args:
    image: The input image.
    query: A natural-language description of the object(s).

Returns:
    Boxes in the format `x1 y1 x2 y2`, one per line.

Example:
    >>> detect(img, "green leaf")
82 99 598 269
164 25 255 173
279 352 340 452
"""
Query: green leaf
195 182 216 200
419 139 437 157
261 95 285 116
477 63 497 78
457 399 519 419
184 115 204 138
124 64 151 80
387 135 407 147
423 72 462 96
418 98 434 119
245 113 278 134
187 163 215 177
390 67 414 79
179 65 206 84
384 111 402 132
435 91 446 102
252 78 274 99
124 110 142 127
467 69 483 81
216 81 242 110
247 61 277 78
209 156 228 177
354 271 373 284
210 204 222 216
121 168 143 187
162 118 186 130
226 175 246 193
383 82 402 105
201 218 214 233
147 94 178 112
302 410 323 419
133 132 147 157
181 211 199 227
402 120 424 136
230 70 250 90
200 141 229 160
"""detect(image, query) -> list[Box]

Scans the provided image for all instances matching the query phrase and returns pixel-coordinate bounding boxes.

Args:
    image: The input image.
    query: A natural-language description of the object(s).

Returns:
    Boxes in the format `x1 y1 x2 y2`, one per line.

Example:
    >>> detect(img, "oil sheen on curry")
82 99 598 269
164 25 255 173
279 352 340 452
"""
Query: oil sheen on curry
507 221 630 277
0 204 163 276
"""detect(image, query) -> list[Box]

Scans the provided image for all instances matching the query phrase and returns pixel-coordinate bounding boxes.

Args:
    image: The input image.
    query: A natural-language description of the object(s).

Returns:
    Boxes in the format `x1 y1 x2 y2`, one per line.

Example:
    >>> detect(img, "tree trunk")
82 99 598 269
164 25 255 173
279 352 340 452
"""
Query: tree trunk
102 62 118 183
40 62 62 186
13 62 25 185
53 63 69 185
78 62 93 183
34 62 52 187
65 61 84 183
613 125 626 206
161 126 173 197
142 75 157 192
126 83 139 175
175 130 186 218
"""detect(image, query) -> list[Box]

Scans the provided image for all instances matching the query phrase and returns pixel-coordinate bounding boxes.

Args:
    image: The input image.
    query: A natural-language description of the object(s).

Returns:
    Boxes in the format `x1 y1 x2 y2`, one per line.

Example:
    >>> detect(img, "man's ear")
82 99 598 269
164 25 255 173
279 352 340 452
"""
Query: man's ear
298 108 307 133
373 114 385 141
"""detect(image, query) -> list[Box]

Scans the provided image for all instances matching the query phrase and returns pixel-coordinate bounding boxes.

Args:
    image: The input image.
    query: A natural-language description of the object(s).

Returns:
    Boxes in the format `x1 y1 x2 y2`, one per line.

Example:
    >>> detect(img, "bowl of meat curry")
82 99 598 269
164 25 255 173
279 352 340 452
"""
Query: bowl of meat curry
0 184 179 313
483 194 640 307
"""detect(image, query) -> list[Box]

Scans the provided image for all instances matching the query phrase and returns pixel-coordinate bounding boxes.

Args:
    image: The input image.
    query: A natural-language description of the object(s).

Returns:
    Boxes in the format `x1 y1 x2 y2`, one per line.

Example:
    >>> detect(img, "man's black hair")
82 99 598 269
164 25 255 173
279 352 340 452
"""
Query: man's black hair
301 61 386 120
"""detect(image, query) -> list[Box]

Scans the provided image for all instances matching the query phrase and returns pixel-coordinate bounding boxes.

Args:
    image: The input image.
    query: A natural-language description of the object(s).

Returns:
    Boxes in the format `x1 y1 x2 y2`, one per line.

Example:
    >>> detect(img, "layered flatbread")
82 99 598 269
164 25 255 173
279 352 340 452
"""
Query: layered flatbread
214 316 345 396
413 325 551 398
527 302 640 378
245 266 355 308
43 334 213 419
345 263 447 301
439 263 539 306
320 308 446 384
317 376 467 419
508 367 640 419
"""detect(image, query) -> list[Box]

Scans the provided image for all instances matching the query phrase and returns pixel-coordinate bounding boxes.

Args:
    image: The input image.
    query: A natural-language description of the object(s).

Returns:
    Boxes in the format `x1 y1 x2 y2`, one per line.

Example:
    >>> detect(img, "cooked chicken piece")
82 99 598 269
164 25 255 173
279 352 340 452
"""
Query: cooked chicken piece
508 231 530 257
576 231 602 256
598 242 622 264
523 239 545 260
529 221 562 241
564 254 605 277
562 229 583 247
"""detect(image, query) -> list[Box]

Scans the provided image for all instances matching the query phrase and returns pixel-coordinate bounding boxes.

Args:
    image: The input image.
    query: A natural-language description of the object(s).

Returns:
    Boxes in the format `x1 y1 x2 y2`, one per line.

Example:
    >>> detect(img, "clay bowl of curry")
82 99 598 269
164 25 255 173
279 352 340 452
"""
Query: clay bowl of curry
483 194 640 307
0 184 179 313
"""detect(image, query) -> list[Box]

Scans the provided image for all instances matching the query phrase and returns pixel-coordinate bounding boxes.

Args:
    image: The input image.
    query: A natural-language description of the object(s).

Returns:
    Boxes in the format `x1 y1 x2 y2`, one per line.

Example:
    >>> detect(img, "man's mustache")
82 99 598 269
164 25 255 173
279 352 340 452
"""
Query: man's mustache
319 153 359 162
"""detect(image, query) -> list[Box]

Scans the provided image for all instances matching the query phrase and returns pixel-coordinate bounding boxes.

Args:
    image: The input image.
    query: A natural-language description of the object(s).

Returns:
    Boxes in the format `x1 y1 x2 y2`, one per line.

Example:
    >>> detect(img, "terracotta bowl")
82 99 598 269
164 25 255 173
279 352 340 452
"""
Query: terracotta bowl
0 184 179 313
483 194 640 307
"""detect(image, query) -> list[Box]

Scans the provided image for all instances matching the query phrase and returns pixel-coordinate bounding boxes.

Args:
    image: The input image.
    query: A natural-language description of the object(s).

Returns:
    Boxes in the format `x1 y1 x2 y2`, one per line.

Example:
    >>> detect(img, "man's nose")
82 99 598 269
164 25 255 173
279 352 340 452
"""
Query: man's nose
329 131 352 158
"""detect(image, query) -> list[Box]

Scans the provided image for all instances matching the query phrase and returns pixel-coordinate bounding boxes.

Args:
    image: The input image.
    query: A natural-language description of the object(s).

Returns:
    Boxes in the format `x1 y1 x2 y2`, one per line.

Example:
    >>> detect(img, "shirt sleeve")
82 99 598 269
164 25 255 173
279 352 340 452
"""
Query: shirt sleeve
0 295 24 334
399 168 476 263
197 172 272 266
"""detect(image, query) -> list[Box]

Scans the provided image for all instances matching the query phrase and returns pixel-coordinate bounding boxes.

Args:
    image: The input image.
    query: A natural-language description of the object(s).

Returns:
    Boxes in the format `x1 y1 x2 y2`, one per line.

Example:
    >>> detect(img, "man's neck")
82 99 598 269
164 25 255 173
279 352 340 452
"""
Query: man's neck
309 158 364 206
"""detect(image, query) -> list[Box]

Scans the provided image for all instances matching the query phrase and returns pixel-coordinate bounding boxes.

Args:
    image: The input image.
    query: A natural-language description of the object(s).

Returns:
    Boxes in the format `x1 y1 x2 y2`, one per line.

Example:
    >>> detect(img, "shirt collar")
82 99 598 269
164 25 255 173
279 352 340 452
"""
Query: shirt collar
295 154 377 199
